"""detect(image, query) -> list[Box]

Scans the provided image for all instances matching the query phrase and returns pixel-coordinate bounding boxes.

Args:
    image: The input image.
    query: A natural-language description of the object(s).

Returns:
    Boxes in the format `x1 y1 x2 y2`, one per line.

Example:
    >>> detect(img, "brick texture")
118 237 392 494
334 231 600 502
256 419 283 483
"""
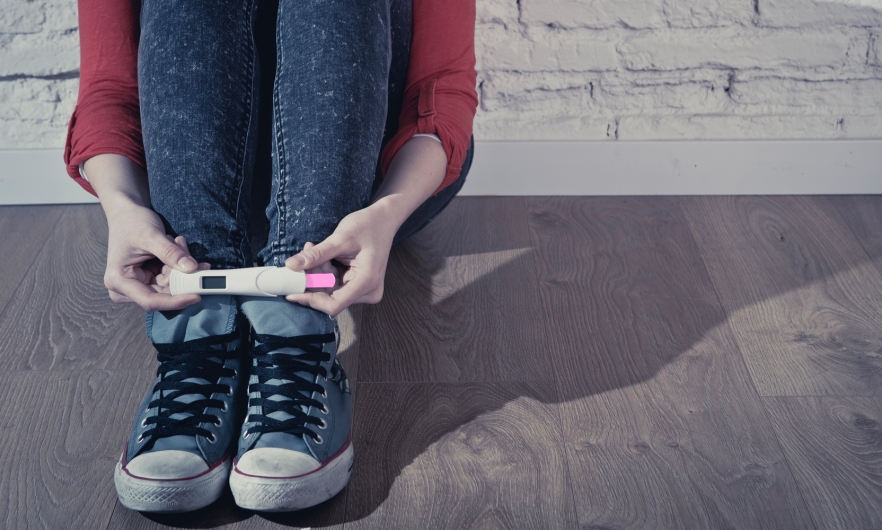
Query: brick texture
1 0 881 149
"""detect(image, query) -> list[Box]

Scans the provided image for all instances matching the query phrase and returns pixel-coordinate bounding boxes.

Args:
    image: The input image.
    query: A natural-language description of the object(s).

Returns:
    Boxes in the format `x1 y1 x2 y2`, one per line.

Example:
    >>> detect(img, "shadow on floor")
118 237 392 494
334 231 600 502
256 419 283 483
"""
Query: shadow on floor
127 195 882 528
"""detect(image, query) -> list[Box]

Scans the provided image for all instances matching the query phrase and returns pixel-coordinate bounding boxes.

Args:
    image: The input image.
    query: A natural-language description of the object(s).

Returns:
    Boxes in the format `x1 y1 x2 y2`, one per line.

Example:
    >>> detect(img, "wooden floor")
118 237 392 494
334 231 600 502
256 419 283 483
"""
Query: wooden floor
1 196 881 529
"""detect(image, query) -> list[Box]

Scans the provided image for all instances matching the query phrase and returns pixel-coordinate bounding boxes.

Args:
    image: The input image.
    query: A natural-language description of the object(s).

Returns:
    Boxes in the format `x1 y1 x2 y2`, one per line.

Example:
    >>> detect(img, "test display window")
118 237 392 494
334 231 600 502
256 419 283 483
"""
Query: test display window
201 276 227 290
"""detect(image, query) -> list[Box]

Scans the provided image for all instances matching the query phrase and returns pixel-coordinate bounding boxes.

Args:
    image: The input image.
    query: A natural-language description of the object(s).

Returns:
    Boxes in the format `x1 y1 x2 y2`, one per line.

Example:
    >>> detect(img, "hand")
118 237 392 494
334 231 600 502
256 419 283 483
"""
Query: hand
284 204 398 317
103 203 209 311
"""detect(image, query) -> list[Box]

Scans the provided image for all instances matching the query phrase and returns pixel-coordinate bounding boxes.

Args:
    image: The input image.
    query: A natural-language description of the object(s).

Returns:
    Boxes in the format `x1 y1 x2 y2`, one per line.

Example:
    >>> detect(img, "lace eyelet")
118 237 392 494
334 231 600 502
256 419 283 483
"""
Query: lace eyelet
140 418 148 428
243 431 250 440
244 415 251 424
213 417 223 428
321 405 329 415
232 369 238 378
220 402 228 413
321 390 328 399
226 385 233 396
136 433 146 444
317 419 327 430
314 435 324 445
206 433 217 444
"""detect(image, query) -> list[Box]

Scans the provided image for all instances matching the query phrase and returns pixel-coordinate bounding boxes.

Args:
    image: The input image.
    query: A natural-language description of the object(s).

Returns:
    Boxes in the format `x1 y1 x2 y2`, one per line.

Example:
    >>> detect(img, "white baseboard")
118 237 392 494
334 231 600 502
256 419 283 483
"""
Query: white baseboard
1 149 99 205
460 139 882 196
2 140 880 205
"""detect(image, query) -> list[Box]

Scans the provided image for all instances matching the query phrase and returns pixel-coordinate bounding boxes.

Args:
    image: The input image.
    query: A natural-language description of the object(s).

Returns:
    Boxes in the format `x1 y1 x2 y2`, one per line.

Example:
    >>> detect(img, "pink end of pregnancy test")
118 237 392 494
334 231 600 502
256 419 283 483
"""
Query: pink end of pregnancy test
305 273 336 289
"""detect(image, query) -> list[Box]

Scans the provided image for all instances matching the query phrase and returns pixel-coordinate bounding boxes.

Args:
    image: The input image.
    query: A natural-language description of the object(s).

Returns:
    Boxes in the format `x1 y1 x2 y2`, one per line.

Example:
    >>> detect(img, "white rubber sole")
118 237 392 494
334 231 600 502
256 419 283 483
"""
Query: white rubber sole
229 443 354 512
114 454 230 513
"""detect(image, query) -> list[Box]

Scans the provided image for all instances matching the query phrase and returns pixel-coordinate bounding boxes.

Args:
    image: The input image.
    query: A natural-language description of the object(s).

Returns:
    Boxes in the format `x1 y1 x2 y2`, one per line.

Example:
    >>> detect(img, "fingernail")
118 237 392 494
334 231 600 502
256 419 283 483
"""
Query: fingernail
288 256 305 268
178 257 197 271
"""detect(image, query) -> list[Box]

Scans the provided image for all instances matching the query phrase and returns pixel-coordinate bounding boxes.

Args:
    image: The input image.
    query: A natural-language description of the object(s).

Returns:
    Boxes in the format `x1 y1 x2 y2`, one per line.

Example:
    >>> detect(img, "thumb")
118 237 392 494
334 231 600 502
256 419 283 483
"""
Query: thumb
146 233 198 272
286 239 341 271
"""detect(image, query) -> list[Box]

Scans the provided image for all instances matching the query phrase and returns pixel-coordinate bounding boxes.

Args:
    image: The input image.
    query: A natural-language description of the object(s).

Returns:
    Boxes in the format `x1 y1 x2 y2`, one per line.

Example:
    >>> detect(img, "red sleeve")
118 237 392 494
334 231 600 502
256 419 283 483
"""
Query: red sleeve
64 0 144 197
378 0 479 196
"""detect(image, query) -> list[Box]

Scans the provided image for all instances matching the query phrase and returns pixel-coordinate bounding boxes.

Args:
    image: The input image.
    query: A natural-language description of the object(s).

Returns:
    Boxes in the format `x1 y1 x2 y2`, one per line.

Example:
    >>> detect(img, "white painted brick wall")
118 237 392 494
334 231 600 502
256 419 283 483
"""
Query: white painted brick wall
1 0 881 149
0 0 79 148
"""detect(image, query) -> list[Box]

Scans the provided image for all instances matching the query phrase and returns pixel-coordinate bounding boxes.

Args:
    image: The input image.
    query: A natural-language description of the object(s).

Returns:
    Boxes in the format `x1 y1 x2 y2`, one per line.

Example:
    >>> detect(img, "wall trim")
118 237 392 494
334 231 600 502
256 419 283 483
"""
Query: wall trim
2 140 880 205
459 139 882 196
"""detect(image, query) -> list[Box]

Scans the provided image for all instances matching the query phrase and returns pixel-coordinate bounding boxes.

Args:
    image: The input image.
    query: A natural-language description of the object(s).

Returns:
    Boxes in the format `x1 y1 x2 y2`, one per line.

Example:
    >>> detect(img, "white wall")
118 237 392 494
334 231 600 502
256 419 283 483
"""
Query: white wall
475 0 882 140
1 0 881 205
1 0 881 151
0 0 79 149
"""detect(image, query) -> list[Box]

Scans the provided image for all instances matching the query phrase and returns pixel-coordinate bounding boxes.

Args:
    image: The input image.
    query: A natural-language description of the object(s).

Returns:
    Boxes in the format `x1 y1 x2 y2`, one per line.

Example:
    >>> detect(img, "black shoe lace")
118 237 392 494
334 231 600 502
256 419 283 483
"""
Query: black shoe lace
247 333 335 441
140 332 241 451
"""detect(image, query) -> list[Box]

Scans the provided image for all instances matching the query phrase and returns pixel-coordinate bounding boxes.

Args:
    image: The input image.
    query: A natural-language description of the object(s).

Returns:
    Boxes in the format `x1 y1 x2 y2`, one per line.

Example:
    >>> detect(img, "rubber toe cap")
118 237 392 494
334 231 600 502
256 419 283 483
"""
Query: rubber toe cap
236 447 320 478
125 450 209 480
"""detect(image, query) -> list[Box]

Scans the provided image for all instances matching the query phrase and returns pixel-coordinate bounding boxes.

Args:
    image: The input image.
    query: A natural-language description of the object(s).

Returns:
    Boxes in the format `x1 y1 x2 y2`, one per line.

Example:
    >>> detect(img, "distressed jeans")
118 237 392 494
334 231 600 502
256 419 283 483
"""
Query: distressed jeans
139 0 473 270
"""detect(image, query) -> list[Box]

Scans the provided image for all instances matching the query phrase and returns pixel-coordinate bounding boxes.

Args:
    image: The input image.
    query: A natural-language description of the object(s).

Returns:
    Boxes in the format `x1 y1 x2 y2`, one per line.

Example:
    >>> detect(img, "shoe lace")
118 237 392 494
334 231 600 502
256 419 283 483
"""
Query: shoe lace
141 332 240 450
247 333 335 441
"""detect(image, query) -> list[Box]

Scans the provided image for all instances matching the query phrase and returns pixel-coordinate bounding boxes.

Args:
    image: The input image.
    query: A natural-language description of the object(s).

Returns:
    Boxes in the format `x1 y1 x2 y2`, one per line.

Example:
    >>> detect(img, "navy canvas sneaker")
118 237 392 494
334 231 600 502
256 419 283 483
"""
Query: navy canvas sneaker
114 297 246 512
230 297 353 511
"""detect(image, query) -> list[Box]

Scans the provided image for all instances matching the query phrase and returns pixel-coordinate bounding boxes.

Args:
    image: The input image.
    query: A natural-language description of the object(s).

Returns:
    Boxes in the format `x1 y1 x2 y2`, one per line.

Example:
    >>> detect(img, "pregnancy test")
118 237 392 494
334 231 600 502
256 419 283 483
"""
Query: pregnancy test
169 267 335 297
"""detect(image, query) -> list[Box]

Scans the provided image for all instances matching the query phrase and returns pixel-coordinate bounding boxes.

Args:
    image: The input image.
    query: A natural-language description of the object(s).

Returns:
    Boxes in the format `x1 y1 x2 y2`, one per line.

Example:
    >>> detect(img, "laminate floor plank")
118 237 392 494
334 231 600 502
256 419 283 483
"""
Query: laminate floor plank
0 204 65 314
336 305 363 395
681 196 882 396
344 382 577 529
0 370 151 530
11 196 877 529
762 396 882 530
359 197 550 382
829 195 882 274
526 196 813 529
0 205 156 372
526 196 722 390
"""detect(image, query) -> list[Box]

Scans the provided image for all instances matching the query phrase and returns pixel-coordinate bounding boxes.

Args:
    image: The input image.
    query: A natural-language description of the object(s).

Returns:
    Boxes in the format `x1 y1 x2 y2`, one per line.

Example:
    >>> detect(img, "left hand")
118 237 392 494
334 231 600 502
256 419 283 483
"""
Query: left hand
284 204 399 317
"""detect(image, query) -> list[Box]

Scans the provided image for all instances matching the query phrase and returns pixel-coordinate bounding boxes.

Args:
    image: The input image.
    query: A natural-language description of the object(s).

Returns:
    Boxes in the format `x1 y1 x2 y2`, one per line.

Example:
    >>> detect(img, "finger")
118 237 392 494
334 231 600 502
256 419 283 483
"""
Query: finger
286 238 344 271
352 285 384 305
108 290 133 304
176 236 212 270
287 277 363 316
112 275 201 311
300 243 329 273
143 233 198 272
176 235 190 254
286 291 346 317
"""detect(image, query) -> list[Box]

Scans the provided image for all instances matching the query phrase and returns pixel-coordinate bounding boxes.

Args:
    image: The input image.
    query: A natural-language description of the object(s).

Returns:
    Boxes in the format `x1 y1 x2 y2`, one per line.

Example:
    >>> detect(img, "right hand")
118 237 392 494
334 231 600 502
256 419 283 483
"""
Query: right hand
103 203 208 311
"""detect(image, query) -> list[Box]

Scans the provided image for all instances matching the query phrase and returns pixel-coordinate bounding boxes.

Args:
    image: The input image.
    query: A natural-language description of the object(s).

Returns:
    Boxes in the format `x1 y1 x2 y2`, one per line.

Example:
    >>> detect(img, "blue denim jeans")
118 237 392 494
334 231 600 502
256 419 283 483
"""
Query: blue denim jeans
139 0 473 269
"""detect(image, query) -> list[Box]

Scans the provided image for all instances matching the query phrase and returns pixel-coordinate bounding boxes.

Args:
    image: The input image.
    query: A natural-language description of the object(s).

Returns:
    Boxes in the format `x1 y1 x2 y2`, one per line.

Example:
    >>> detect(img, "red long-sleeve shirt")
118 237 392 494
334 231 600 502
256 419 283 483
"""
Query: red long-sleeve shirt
64 0 478 197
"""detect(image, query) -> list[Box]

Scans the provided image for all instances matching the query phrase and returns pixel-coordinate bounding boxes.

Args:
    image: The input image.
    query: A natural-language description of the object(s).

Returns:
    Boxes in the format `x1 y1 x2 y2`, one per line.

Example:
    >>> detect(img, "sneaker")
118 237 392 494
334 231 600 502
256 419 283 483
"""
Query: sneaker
230 298 353 511
114 297 246 513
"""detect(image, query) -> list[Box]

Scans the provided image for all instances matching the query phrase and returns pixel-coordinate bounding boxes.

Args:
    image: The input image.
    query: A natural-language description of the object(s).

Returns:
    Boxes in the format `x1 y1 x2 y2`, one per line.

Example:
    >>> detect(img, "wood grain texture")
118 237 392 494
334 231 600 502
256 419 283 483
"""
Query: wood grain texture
8 197 879 528
336 304 363 392
527 196 813 529
359 197 552 382
762 397 882 530
0 204 65 314
345 382 576 529
526 196 722 391
0 370 151 530
0 205 156 372
555 327 815 530
829 195 882 274
681 196 882 396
